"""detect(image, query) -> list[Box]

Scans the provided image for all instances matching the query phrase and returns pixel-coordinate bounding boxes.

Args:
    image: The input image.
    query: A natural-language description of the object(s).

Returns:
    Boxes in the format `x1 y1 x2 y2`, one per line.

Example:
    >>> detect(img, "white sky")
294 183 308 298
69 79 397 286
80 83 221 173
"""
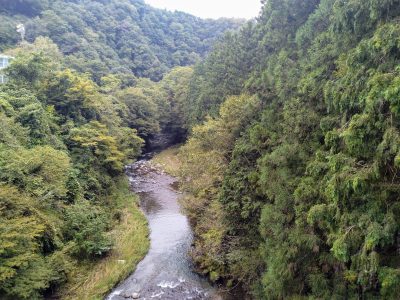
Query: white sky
144 0 262 19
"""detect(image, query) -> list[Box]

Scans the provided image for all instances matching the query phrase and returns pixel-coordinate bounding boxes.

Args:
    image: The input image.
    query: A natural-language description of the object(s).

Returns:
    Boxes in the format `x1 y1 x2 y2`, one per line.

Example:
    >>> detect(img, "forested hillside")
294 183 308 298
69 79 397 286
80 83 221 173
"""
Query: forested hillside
0 0 242 81
0 1 233 299
180 0 400 299
0 37 197 299
3 0 400 299
0 37 151 299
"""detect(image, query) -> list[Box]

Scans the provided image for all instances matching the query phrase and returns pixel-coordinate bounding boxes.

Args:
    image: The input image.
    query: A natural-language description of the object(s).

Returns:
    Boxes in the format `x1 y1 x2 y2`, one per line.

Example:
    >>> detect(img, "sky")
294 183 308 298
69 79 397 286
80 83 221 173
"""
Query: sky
144 0 262 19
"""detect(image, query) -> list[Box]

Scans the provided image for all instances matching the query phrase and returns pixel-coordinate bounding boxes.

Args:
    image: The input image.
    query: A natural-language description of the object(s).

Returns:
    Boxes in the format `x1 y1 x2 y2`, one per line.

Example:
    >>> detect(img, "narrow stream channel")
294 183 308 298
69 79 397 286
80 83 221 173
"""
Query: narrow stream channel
106 160 221 300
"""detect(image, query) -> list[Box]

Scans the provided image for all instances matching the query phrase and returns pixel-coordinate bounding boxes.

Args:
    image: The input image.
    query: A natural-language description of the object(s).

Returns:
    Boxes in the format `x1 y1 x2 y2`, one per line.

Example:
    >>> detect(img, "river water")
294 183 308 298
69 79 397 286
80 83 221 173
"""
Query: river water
106 160 221 300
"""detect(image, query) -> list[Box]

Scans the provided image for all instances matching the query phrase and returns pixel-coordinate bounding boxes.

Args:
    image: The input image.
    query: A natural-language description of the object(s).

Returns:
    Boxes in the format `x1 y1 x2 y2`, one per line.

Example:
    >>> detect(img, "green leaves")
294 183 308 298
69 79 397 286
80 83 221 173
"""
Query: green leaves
179 94 261 285
1 0 242 82
116 86 160 138
180 1 400 299
43 69 100 123
379 267 400 298
0 186 51 299
6 52 51 86
341 114 379 159
0 0 50 16
0 27 146 299
64 201 112 258
0 146 71 200
384 76 400 116
69 121 125 175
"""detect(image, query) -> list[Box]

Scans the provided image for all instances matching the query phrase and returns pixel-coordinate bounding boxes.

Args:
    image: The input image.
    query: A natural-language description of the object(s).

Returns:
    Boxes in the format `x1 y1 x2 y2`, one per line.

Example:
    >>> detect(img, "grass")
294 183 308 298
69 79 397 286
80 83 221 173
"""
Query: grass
59 146 182 300
152 145 182 177
60 178 149 300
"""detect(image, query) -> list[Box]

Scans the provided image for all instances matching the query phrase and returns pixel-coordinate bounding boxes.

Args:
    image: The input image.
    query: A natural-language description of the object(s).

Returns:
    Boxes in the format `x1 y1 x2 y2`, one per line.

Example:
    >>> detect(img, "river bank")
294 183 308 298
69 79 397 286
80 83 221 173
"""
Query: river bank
106 158 220 300
151 145 182 177
61 146 241 300
58 146 184 300
59 178 149 300
153 147 249 300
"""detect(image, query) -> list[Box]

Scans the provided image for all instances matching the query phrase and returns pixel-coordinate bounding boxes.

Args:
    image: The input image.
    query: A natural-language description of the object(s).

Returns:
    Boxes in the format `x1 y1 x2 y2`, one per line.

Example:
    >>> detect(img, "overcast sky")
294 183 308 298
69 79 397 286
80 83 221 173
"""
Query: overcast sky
144 0 262 19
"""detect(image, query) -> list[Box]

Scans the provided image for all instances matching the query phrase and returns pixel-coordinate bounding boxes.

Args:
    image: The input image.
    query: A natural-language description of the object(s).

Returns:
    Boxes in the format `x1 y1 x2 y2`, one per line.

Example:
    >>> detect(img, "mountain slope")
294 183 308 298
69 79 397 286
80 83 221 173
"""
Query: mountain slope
0 0 243 81
180 0 400 298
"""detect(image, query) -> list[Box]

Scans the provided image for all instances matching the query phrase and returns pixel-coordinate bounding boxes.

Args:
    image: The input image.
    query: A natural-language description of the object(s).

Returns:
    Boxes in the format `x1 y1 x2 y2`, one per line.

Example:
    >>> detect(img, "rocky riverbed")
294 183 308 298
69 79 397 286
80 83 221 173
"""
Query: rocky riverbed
105 160 221 300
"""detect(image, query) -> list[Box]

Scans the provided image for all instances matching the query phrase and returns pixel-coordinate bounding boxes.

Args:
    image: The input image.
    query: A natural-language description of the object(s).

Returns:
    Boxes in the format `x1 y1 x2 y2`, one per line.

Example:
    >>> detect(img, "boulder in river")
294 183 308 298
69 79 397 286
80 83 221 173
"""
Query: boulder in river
131 292 140 299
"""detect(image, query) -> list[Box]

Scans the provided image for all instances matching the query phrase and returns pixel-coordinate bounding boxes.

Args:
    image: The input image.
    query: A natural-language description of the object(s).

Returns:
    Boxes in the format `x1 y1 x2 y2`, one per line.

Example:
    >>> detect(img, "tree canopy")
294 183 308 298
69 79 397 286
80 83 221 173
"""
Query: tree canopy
3 0 400 299
179 0 400 299
0 0 242 81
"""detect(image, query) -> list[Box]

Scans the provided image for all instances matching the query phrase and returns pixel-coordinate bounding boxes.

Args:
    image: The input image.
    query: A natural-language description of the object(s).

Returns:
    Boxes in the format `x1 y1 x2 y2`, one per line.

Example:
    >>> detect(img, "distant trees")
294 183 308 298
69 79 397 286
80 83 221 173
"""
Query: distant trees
0 0 242 82
117 87 160 139
0 0 49 17
185 23 258 125
160 67 194 141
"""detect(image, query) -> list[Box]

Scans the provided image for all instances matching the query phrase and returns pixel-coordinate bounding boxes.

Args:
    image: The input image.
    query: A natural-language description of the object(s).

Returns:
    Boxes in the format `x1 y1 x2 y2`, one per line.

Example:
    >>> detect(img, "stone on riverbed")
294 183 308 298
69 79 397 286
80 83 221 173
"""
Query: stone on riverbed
131 292 140 299
121 292 140 299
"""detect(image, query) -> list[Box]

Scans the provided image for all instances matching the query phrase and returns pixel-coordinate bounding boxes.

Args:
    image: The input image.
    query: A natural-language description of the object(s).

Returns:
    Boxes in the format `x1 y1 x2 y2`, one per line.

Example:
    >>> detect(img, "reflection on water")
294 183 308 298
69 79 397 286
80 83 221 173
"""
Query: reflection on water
106 161 220 300
138 192 163 215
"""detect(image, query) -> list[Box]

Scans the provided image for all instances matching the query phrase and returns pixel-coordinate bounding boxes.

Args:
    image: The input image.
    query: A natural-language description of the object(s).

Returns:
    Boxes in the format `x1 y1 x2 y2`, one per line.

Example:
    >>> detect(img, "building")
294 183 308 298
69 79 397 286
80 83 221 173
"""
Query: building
0 55 13 84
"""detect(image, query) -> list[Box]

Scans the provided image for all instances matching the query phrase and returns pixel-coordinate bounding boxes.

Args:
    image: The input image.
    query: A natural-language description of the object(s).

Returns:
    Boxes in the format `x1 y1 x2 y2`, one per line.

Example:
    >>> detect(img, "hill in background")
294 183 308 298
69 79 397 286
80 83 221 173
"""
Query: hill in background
0 0 243 81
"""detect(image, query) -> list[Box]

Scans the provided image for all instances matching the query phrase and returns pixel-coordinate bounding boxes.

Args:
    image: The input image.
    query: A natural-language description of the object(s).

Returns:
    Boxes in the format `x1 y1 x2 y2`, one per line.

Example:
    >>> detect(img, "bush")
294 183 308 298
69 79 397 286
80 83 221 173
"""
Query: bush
63 202 112 259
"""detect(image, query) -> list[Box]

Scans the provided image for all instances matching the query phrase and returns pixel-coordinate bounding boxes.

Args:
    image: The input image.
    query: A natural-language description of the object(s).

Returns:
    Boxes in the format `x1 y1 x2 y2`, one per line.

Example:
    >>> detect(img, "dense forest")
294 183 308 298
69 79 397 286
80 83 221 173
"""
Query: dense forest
2 0 400 299
0 40 196 298
0 0 242 81
0 1 237 299
179 0 400 299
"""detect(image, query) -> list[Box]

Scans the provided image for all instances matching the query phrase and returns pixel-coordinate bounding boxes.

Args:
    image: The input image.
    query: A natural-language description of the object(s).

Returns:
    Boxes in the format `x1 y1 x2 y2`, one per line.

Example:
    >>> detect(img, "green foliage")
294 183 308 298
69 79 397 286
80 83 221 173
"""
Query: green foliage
0 0 49 17
0 15 21 51
117 87 160 138
379 267 400 299
180 0 400 299
0 186 52 299
5 0 400 299
6 52 50 86
0 146 71 200
0 0 240 297
115 127 144 161
43 69 101 123
0 35 146 299
186 23 258 124
160 67 194 141
69 121 125 175
64 201 112 259
0 0 242 82
0 113 29 147
180 94 261 284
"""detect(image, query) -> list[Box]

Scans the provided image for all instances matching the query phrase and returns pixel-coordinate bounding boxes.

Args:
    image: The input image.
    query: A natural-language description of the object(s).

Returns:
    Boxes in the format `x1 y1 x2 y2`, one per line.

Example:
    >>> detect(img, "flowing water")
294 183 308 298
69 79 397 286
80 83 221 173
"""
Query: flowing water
106 160 223 300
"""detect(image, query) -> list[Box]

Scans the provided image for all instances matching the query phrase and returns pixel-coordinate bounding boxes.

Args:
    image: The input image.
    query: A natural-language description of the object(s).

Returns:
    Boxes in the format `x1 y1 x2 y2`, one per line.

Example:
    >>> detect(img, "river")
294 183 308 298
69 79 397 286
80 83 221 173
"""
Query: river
106 160 222 300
